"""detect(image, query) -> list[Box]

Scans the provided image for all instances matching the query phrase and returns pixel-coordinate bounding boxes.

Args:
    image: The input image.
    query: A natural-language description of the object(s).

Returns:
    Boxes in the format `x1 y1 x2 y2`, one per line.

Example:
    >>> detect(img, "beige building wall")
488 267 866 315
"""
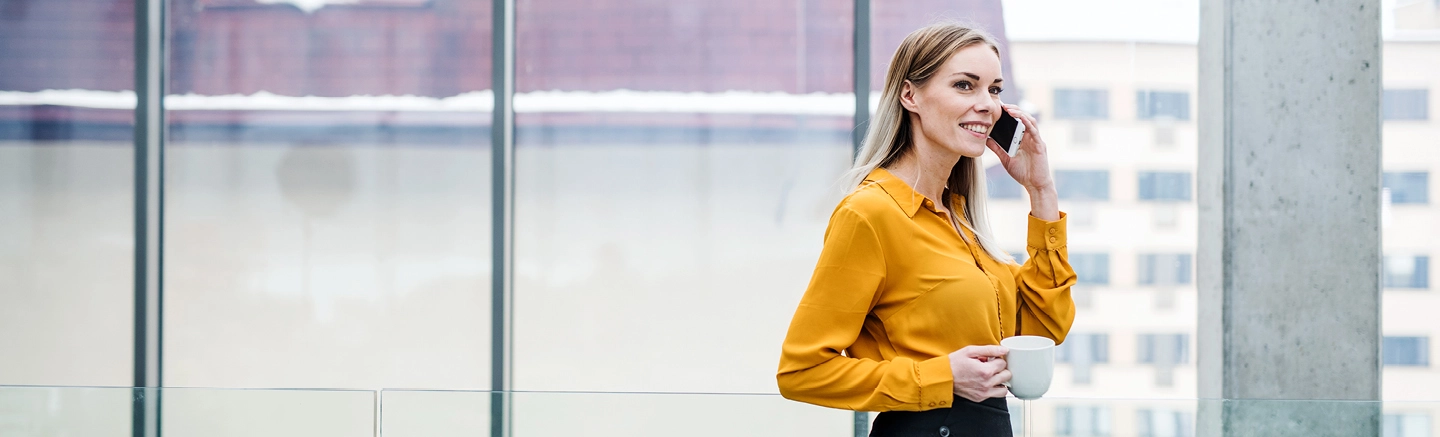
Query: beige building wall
1002 37 1440 434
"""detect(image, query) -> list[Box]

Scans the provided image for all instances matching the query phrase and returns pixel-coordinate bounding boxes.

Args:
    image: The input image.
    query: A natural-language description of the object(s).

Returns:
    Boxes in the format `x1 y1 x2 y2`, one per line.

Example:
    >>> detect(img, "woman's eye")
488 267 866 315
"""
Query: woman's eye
954 81 973 91
990 87 1004 95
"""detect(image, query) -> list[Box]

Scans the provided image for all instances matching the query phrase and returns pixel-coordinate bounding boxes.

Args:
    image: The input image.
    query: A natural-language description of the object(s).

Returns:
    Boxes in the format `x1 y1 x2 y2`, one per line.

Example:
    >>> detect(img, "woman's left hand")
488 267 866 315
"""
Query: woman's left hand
985 104 1053 192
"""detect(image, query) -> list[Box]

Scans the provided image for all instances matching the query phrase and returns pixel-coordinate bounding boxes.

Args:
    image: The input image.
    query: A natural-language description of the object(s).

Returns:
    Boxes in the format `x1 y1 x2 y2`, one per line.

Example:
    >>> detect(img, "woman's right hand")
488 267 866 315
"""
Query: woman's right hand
948 345 1011 403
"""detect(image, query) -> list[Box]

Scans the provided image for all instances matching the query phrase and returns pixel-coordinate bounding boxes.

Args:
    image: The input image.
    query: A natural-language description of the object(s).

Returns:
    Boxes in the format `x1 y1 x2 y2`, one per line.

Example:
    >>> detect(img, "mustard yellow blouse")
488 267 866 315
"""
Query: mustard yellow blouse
776 168 1076 412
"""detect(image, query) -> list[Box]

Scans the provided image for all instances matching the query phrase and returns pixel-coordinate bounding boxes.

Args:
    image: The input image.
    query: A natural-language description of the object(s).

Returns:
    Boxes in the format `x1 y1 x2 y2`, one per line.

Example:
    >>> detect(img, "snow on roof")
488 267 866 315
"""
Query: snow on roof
0 89 879 115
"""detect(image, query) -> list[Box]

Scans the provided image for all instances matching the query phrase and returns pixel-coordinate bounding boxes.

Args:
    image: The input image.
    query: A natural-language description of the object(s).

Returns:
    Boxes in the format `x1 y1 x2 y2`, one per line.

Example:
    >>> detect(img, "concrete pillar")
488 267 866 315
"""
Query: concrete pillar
1198 0 1382 435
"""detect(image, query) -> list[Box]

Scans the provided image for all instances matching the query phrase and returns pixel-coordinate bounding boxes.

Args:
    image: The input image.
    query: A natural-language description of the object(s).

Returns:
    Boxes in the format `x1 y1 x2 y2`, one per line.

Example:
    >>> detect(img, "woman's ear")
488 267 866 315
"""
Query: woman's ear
899 80 920 113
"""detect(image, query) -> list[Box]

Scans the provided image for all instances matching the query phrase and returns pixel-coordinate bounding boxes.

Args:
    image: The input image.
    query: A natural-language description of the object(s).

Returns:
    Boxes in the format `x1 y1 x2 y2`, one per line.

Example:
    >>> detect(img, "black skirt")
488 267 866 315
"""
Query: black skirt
869 396 1012 437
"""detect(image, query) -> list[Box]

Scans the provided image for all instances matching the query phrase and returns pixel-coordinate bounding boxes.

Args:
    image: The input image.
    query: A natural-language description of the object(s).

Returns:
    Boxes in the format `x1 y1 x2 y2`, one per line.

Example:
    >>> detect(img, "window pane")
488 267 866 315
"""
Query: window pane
1057 170 1110 201
1055 88 1110 120
1385 172 1430 204
1137 334 1189 365
987 163 1024 199
1072 253 1111 285
1139 171 1193 202
165 0 493 389
1384 89 1430 120
1139 253 1193 286
1385 255 1431 289
1137 90 1190 120
1384 336 1431 367
0 0 135 391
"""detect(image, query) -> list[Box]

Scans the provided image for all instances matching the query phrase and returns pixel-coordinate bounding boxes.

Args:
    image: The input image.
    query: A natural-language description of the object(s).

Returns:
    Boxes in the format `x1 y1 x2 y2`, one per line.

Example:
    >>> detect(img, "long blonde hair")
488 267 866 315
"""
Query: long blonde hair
842 22 1014 263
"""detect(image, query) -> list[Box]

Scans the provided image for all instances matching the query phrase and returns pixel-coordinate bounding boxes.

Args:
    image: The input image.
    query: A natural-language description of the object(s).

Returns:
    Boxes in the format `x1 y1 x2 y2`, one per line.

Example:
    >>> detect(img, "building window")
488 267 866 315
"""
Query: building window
1057 333 1109 385
986 164 1024 199
1384 255 1431 289
1384 413 1431 437
1138 334 1190 365
1056 170 1110 201
1011 249 1030 264
1138 172 1192 202
1055 89 1109 120
1384 336 1430 367
1384 172 1430 205
1383 89 1429 120
1136 90 1190 121
1137 409 1195 437
1056 405 1112 437
1071 253 1110 285
1138 253 1192 286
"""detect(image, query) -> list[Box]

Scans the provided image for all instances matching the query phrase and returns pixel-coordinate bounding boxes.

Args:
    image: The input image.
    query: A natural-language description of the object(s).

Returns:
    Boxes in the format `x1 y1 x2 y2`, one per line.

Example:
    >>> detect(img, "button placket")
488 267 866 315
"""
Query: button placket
958 225 1006 339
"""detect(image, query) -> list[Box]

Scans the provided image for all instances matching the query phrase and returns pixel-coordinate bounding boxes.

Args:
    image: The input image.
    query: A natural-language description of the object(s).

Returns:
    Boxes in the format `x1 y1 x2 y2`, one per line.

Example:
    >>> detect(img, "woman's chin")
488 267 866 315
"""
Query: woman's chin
956 141 989 158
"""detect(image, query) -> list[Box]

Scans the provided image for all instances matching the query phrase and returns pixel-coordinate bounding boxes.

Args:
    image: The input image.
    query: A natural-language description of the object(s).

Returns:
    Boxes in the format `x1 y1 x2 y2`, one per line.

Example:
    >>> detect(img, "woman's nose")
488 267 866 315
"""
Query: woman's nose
975 96 998 114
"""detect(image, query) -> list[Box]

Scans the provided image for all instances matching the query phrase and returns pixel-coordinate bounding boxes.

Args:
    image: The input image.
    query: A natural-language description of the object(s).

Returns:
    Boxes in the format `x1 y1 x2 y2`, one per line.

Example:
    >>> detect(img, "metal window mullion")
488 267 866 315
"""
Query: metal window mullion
490 0 515 435
852 0 870 158
851 0 870 436
132 0 165 436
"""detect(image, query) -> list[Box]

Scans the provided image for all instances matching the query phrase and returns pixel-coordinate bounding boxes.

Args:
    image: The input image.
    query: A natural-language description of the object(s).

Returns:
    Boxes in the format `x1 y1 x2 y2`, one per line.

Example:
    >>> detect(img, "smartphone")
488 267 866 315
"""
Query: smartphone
989 110 1026 156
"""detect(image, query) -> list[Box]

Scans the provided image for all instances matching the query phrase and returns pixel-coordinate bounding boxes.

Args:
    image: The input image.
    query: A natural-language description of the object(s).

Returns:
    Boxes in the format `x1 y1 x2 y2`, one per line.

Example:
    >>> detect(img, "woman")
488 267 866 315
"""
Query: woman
776 23 1075 436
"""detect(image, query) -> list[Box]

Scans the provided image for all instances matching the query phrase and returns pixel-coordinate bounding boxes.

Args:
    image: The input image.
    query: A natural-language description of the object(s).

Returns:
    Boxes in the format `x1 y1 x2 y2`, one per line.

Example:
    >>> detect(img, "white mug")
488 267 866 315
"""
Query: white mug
1001 335 1055 400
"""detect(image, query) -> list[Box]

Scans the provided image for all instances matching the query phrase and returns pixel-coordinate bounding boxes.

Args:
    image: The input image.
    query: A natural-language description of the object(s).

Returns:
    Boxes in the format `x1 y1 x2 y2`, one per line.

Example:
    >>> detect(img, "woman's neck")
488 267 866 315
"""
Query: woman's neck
887 142 961 206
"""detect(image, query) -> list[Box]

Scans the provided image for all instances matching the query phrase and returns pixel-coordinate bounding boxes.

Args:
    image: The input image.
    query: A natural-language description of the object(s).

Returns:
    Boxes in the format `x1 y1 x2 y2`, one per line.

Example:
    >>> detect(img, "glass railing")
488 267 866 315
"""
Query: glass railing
2 386 1435 437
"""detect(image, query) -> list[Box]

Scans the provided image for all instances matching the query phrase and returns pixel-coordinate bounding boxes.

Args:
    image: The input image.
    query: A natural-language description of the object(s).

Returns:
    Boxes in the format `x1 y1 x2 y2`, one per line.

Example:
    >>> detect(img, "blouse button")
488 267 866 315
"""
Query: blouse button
1048 227 1058 235
1048 236 1058 244
929 402 936 407
939 426 951 437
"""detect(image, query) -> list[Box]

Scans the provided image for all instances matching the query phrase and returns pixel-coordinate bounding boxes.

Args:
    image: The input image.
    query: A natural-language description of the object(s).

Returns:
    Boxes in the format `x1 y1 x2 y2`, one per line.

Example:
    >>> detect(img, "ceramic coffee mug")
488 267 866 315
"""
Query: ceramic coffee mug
1001 335 1055 400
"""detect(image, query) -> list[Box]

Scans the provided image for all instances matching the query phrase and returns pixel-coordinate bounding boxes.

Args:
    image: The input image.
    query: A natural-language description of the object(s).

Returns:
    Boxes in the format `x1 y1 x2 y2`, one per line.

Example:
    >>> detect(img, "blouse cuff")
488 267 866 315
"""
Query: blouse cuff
916 355 955 409
1027 212 1068 251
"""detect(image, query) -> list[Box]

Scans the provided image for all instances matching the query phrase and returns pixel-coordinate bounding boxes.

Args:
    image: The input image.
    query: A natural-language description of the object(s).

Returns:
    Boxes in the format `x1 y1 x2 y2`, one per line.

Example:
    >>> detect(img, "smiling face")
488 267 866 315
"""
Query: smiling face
899 44 1004 159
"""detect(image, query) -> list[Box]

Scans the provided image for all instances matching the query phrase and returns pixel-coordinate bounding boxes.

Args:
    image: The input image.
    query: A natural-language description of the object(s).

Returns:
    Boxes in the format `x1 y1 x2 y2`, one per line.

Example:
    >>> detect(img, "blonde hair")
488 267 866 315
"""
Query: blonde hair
842 22 1014 263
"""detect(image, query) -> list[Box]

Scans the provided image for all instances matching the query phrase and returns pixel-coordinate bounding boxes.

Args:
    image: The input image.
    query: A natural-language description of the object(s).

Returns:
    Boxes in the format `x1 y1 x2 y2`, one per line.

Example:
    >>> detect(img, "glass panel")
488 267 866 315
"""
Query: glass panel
160 388 375 437
382 390 854 437
512 0 852 399
0 0 134 387
164 0 493 389
514 391 853 437
0 386 130 437
380 390 491 437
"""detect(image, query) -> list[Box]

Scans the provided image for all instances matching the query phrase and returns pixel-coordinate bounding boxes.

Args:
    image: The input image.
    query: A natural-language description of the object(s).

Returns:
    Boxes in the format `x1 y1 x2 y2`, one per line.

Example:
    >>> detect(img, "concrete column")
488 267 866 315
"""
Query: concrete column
1198 0 1381 435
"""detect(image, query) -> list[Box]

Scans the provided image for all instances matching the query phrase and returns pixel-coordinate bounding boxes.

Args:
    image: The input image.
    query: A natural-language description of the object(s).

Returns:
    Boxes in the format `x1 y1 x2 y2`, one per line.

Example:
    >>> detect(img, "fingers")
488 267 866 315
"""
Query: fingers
986 368 1012 388
987 358 1008 374
962 345 1009 359
1004 104 1039 130
984 138 1011 165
